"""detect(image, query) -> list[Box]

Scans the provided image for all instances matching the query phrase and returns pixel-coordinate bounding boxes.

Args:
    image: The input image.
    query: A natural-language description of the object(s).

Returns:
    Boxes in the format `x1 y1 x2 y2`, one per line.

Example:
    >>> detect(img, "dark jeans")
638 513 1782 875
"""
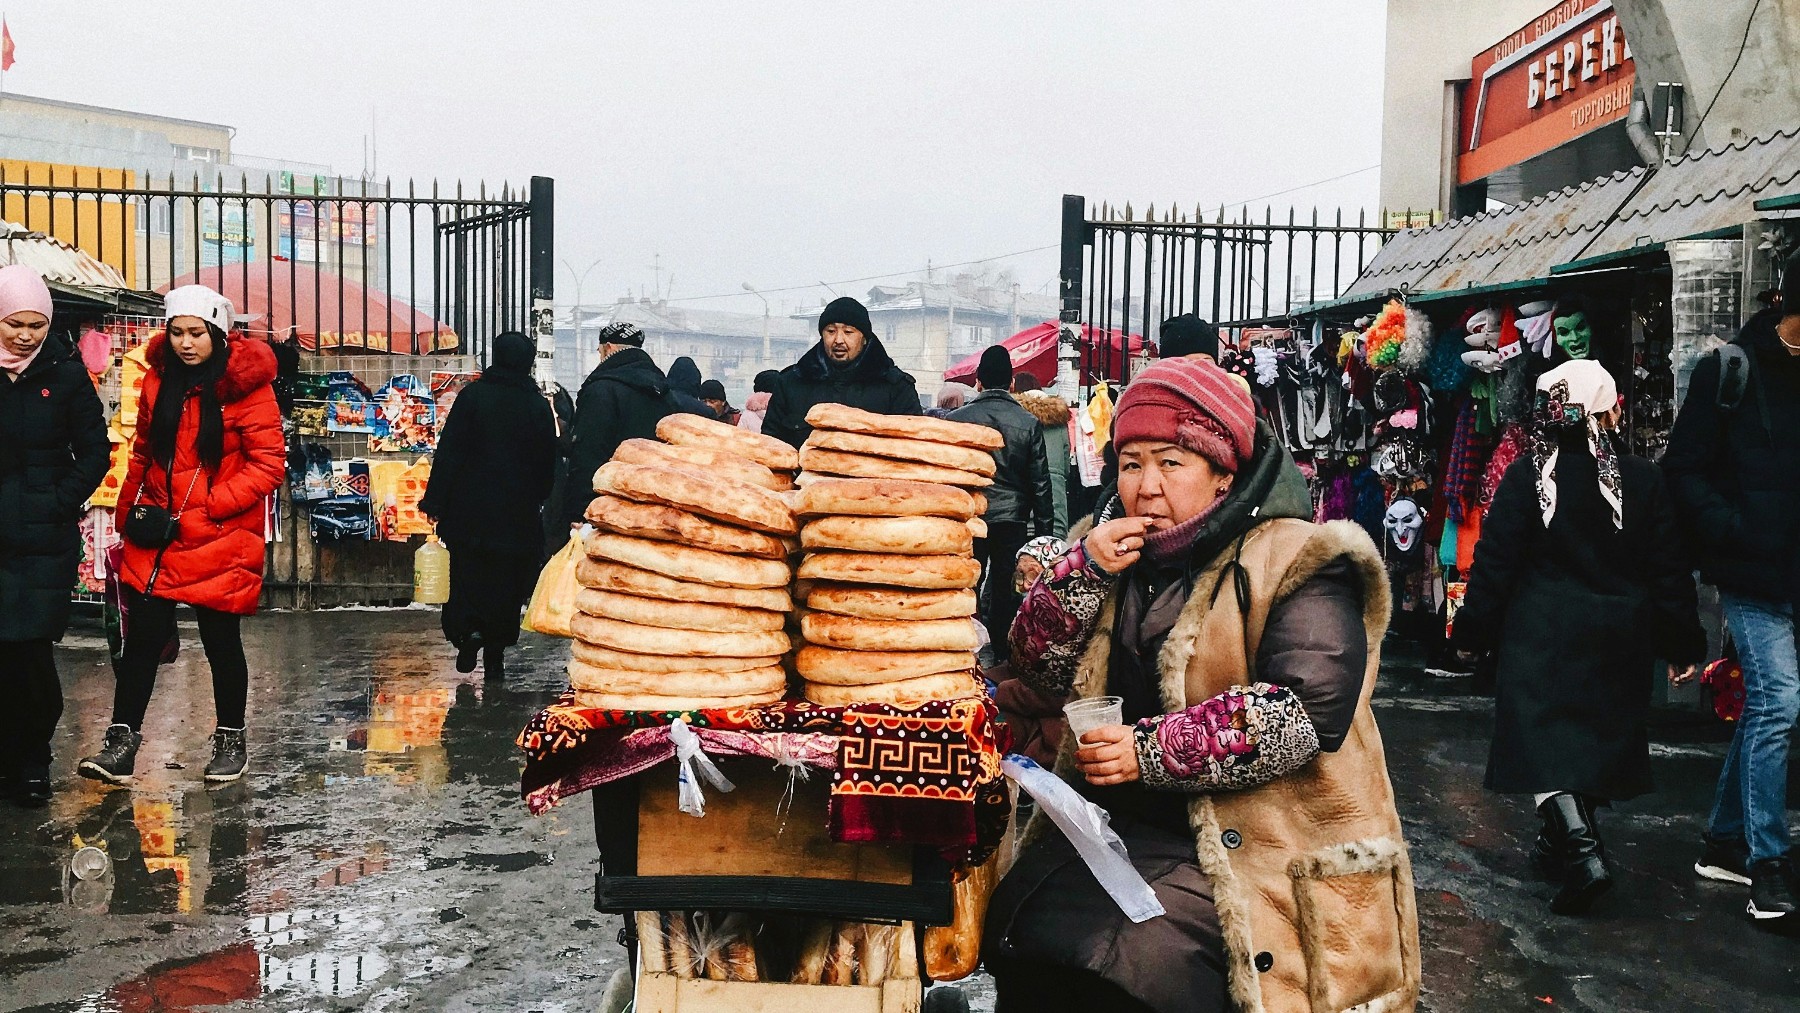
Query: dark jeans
1708 592 1800 863
975 521 1032 663
0 639 61 768
112 592 248 732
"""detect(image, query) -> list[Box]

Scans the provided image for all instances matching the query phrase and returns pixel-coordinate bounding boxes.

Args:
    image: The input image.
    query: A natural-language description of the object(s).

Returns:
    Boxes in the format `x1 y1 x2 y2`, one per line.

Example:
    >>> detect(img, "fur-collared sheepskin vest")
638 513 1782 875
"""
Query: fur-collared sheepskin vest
1055 517 1419 1013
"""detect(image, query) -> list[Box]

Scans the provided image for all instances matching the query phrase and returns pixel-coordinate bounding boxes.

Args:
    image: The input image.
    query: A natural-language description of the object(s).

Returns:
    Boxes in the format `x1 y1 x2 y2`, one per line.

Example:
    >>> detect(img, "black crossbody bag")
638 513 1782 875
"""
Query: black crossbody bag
123 455 200 550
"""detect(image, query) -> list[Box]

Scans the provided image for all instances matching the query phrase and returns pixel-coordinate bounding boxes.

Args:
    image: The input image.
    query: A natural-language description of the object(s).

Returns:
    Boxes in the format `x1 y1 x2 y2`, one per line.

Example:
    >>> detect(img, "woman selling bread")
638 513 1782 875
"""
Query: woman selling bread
981 357 1419 1013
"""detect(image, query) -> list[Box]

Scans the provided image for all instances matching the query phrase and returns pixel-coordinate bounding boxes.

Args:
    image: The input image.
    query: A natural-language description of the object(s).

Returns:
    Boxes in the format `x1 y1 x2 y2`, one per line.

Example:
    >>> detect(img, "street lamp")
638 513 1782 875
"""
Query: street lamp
564 257 604 375
742 282 771 367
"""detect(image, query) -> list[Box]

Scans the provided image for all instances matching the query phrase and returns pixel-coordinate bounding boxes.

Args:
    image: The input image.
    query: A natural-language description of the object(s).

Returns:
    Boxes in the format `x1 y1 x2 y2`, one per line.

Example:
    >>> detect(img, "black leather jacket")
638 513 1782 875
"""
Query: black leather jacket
949 390 1053 534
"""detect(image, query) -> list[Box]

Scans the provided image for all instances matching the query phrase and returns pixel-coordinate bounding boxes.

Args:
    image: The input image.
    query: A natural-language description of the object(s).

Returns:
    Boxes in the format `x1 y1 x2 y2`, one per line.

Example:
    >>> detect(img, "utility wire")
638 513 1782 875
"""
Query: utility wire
1686 0 1762 151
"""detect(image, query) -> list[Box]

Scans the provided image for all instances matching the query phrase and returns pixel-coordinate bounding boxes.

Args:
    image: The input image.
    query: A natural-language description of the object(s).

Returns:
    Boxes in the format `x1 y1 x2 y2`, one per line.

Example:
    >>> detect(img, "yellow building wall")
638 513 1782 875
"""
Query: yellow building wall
0 160 140 288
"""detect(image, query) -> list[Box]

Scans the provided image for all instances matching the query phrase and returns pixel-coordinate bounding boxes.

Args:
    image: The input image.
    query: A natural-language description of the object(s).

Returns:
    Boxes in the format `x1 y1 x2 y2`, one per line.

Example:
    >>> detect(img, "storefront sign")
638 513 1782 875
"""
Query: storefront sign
1458 0 1634 185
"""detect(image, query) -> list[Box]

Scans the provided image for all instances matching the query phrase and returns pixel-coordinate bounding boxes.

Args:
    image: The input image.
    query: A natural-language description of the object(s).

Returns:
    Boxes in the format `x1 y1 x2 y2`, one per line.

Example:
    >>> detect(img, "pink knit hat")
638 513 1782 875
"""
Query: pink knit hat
1113 356 1257 472
0 264 54 323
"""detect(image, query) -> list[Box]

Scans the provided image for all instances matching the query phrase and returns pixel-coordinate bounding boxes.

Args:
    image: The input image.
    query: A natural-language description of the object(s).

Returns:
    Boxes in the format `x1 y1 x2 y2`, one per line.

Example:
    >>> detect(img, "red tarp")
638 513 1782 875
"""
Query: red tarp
161 261 457 355
941 321 1145 387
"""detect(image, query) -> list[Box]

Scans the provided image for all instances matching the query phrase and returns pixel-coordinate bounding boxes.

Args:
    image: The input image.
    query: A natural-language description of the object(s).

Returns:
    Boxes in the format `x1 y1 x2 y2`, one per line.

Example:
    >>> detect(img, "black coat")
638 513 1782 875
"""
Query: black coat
1453 441 1704 800
1662 309 1800 603
0 333 110 641
557 347 679 527
419 370 558 555
948 390 1054 533
761 335 921 449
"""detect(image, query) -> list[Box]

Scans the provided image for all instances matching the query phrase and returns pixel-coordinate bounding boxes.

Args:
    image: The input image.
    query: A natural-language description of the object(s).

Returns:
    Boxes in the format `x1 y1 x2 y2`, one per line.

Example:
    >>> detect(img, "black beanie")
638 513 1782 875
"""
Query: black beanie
1159 313 1220 359
753 369 780 393
699 379 727 401
819 296 875 338
976 345 1014 391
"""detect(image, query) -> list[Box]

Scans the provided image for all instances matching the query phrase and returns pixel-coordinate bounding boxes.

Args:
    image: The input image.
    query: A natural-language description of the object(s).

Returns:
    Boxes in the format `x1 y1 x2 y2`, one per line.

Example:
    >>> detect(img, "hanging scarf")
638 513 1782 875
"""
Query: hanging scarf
1530 361 1622 529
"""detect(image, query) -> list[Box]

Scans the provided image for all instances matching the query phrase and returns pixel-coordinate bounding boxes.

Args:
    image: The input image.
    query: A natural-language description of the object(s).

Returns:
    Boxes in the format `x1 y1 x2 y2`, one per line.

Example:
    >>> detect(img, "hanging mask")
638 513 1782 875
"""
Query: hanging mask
1383 497 1426 554
1553 311 1593 359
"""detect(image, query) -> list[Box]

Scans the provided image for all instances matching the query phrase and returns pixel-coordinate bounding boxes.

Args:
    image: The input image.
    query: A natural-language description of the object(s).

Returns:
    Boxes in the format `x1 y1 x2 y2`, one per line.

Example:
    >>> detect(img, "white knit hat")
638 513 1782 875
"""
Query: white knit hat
163 284 236 332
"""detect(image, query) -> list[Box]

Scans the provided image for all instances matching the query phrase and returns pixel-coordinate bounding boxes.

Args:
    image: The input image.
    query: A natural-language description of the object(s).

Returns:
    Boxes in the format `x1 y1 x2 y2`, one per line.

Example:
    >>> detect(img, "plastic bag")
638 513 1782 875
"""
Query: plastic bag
521 529 584 637
1002 754 1165 923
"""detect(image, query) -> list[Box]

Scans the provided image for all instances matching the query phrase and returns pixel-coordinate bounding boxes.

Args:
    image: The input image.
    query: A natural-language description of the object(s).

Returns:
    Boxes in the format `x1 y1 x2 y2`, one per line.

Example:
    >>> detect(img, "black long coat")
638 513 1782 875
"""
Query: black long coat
1454 437 1704 800
761 335 922 449
419 367 558 555
556 348 678 528
0 333 110 642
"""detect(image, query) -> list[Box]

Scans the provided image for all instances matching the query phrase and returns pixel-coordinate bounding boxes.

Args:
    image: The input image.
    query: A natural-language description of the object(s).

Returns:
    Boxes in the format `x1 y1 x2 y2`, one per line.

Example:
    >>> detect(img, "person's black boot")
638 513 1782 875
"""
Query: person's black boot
455 637 481 675
484 646 506 682
1532 806 1564 880
16 764 51 807
78 725 142 785
1541 793 1611 915
1747 856 1798 923
204 727 247 784
1695 834 1753 886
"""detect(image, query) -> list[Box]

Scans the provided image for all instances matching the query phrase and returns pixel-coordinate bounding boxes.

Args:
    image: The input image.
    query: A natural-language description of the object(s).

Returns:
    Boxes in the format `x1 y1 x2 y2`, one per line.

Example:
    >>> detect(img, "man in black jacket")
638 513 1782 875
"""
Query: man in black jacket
950 345 1054 663
558 322 678 528
762 296 921 448
1663 263 1800 923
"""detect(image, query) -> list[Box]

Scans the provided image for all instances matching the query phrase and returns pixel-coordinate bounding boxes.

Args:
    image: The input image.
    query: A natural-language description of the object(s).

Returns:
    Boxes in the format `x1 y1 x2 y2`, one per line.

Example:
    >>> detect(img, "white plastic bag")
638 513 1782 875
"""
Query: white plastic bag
669 718 734 817
1002 754 1165 923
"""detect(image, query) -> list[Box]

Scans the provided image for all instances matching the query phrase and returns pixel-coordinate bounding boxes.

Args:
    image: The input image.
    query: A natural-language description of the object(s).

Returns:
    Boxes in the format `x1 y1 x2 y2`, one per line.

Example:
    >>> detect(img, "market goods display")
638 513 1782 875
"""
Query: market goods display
637 912 916 987
800 514 974 556
571 686 787 711
593 461 796 535
585 494 789 559
568 660 787 698
806 584 977 622
799 446 994 488
797 551 982 590
657 412 801 473
575 587 784 633
795 647 976 685
797 476 979 520
801 613 980 653
570 612 791 659
572 640 781 674
584 531 790 589
612 438 787 491
804 403 1004 450
574 558 793 612
804 671 984 707
804 429 997 476
966 517 988 539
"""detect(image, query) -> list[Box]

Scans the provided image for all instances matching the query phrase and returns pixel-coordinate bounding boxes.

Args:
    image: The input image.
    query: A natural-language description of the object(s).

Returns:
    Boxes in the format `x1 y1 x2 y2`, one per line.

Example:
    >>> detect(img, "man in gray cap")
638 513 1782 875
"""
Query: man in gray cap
558 321 678 528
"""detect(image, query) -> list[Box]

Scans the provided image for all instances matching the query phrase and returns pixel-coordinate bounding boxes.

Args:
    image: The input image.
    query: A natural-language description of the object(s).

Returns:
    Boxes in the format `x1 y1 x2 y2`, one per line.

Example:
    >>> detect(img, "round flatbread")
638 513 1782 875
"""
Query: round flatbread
657 412 801 472
807 584 977 621
612 438 786 491
804 431 996 477
970 492 988 516
586 495 789 560
795 645 976 686
575 587 784 633
572 639 780 674
585 532 791 589
576 558 793 612
796 477 978 520
799 448 993 488
797 551 982 590
573 687 788 712
800 515 974 556
594 461 797 536
966 517 987 540
570 612 791 658
804 403 1003 450
803 671 984 707
801 613 980 653
568 658 788 698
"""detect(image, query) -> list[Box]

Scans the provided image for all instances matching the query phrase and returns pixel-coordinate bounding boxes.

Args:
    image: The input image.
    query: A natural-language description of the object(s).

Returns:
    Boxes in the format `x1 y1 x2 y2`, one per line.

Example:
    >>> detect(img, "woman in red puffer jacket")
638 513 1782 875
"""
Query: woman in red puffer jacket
78 284 284 787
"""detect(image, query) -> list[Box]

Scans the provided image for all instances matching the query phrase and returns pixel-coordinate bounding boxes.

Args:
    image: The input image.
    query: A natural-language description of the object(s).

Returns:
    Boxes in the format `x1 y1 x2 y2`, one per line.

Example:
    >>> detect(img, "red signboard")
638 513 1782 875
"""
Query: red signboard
1458 0 1635 185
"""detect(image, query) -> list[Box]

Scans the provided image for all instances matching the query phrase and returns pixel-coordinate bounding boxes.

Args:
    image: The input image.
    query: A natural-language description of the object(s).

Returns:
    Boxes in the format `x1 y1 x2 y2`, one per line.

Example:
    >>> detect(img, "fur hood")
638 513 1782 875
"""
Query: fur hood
1017 389 1071 426
144 331 279 405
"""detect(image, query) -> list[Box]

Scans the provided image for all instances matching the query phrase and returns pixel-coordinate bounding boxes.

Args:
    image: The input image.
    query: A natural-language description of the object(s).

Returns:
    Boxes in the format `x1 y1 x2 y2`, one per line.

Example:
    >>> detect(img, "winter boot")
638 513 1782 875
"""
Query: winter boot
1695 834 1753 886
1747 856 1798 923
1541 793 1611 915
1532 807 1564 880
78 725 143 785
16 763 51 807
455 637 481 675
484 646 506 682
204 727 248 783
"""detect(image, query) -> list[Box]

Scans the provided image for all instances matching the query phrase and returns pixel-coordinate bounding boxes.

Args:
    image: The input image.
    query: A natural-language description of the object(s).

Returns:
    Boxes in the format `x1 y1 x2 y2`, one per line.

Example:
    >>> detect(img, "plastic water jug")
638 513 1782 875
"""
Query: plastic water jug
414 535 450 605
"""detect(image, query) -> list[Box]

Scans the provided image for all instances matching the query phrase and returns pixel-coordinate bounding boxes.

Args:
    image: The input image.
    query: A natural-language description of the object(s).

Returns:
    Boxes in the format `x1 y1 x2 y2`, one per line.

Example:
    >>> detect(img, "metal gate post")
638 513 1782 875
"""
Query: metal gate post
529 175 556 382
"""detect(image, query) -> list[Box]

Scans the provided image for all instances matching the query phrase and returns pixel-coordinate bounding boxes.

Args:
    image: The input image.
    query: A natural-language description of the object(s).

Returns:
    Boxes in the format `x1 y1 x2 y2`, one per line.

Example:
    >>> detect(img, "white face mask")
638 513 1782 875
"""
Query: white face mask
1383 497 1426 553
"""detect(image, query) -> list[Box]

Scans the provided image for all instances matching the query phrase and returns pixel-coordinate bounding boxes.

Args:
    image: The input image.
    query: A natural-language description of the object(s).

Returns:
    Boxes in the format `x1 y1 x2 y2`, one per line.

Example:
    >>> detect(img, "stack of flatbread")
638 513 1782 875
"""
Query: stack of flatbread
569 413 802 711
793 404 1002 708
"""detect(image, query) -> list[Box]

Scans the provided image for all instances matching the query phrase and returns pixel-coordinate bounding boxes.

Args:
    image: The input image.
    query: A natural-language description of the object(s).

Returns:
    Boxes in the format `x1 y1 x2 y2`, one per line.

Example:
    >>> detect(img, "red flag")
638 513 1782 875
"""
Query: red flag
2 20 15 72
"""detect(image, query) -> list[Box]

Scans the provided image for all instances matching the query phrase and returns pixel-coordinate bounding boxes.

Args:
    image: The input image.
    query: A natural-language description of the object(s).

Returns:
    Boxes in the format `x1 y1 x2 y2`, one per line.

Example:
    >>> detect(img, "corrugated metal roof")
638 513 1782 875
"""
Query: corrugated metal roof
1339 128 1800 302
0 221 130 289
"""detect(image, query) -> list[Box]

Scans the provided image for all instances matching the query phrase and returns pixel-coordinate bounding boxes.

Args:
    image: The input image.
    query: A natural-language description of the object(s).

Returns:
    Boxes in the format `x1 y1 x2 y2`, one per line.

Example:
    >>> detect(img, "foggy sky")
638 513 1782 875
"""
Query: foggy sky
2 1 1386 317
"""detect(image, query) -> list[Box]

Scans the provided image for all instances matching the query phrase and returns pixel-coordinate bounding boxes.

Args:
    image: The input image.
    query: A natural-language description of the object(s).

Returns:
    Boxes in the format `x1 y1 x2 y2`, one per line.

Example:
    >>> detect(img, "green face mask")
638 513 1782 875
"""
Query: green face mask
1553 311 1592 359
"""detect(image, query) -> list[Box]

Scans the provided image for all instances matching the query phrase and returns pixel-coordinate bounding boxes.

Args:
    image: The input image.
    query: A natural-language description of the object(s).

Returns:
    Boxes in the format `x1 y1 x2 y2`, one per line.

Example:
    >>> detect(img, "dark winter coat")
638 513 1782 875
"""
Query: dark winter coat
665 356 711 418
116 333 286 615
1453 440 1704 800
949 389 1054 534
1018 390 1073 535
0 333 110 641
761 335 922 448
559 347 678 527
1662 308 1800 604
420 337 558 555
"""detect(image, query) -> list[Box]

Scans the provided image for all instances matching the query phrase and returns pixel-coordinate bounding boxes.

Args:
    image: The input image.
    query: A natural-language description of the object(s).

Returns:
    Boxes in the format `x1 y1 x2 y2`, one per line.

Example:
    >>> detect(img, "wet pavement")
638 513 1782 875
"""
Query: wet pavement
1 609 1795 1011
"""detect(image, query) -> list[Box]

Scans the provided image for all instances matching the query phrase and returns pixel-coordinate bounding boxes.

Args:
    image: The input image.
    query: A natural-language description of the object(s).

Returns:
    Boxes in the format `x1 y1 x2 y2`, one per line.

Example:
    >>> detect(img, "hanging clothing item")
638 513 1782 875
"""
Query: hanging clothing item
1529 361 1623 530
1085 383 1115 451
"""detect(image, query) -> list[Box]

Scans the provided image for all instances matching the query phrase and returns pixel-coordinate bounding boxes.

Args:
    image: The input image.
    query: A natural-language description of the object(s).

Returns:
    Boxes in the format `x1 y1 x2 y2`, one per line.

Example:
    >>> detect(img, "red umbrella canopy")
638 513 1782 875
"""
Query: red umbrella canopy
161 261 457 354
942 321 1145 387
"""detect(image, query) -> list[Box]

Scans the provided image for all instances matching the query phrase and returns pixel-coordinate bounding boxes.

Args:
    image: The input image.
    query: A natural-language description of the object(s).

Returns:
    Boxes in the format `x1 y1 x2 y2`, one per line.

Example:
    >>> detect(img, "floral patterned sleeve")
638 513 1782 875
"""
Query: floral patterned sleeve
1006 541 1114 697
1133 683 1322 793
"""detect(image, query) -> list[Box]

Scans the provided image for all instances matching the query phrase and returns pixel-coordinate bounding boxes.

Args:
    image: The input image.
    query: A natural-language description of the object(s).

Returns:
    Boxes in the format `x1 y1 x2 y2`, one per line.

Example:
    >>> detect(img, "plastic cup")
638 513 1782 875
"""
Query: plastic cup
70 846 111 882
1063 696 1124 742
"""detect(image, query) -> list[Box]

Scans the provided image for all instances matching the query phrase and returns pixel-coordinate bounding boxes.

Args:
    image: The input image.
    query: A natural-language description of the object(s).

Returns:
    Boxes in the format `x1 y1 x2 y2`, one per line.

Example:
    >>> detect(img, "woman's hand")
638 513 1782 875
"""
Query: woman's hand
1082 516 1154 575
1668 663 1698 686
1074 724 1140 786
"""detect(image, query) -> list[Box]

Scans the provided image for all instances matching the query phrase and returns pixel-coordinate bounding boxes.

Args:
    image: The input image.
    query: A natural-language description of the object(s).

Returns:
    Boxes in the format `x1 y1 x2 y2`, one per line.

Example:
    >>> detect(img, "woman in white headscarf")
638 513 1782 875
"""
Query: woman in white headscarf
1454 359 1703 916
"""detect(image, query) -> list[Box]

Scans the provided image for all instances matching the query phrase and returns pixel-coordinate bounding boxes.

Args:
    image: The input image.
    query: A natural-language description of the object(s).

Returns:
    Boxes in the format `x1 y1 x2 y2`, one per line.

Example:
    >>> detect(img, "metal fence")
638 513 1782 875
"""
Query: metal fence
0 166 553 364
1057 194 1398 358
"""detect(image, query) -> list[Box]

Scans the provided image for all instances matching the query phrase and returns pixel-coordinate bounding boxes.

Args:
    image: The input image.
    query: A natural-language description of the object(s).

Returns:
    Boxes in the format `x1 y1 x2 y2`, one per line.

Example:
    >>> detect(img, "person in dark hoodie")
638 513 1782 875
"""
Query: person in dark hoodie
1663 256 1800 923
666 356 712 418
762 296 921 448
559 321 678 529
421 332 559 680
